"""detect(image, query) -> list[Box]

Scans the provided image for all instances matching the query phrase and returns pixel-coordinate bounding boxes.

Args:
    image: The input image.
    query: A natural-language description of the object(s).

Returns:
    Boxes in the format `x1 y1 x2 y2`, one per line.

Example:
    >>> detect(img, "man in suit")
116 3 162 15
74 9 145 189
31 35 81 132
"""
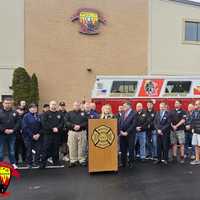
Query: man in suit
119 102 135 168
115 105 124 120
154 102 171 165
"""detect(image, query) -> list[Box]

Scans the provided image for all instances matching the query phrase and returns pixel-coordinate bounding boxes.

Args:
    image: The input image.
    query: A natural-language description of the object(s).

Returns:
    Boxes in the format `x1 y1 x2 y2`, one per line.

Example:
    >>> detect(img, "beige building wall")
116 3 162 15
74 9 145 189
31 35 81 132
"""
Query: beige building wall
25 0 148 106
0 0 24 100
149 0 200 75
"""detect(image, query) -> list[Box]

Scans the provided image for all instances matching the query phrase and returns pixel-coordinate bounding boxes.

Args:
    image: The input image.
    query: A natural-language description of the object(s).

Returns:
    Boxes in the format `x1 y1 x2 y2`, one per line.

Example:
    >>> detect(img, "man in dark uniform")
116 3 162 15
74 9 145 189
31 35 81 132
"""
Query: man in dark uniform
154 102 170 165
169 100 186 163
15 107 26 165
22 103 42 168
58 101 69 162
65 101 88 167
134 102 148 161
119 102 135 168
40 101 64 168
0 98 19 169
146 100 157 160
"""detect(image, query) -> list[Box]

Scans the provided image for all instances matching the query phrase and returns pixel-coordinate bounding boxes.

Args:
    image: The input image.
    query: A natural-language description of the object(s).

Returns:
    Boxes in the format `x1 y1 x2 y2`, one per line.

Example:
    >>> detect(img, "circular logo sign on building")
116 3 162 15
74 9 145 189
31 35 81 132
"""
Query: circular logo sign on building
71 8 106 35
92 125 115 149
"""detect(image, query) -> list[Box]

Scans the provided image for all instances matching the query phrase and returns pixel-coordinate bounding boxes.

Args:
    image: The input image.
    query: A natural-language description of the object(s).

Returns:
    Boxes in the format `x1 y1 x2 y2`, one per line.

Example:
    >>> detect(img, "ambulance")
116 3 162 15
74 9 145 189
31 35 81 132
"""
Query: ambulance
91 76 200 113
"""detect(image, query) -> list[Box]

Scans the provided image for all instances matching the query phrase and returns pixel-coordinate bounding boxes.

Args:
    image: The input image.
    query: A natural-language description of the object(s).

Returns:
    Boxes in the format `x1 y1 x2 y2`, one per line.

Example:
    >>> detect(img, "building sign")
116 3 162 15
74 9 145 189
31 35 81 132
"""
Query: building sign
193 81 200 95
139 79 164 97
71 8 106 35
0 162 20 197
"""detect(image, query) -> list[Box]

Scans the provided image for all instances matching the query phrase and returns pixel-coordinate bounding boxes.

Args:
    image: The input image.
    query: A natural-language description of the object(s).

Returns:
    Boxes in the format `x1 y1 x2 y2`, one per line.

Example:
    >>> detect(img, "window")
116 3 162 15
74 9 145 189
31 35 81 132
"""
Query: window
164 81 192 96
110 81 137 97
185 21 200 42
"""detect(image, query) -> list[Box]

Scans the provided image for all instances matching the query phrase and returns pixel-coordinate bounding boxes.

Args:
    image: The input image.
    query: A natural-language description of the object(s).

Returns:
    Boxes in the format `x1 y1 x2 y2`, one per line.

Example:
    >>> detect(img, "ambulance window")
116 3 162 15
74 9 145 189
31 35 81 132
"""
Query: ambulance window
110 81 137 96
165 81 192 95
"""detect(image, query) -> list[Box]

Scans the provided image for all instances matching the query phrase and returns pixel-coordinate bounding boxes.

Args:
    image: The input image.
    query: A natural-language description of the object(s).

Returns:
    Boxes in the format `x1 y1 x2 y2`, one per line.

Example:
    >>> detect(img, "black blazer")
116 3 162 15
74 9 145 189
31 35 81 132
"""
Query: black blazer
154 111 170 135
119 110 136 135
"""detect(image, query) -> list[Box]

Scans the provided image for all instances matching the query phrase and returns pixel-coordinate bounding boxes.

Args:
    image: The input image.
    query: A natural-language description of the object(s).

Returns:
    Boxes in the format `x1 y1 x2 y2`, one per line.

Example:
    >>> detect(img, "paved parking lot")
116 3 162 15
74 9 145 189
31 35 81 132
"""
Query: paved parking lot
6 161 200 200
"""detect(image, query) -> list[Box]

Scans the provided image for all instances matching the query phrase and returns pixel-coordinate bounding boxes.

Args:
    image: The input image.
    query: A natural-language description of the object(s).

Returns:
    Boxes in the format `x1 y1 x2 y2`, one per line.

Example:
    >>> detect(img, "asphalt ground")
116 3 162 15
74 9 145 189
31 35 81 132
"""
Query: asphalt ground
4 159 200 200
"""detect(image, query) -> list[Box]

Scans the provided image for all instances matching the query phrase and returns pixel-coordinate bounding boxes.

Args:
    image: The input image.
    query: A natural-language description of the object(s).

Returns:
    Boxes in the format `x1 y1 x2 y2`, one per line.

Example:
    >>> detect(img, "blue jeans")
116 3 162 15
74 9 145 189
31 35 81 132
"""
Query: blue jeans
135 131 146 159
146 130 157 158
0 134 16 164
185 132 195 156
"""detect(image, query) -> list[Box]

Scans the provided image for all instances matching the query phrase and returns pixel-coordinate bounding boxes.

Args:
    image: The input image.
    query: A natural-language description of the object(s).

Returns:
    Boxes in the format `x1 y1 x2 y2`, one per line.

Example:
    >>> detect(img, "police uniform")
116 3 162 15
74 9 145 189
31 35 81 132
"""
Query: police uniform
65 110 88 165
40 110 64 167
0 108 19 164
15 113 26 164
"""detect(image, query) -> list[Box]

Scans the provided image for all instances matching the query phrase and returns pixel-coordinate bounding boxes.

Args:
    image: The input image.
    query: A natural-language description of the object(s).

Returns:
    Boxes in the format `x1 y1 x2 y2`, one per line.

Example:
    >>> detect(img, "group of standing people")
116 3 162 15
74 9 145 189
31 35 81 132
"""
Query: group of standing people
0 98 98 169
0 97 200 170
118 100 200 168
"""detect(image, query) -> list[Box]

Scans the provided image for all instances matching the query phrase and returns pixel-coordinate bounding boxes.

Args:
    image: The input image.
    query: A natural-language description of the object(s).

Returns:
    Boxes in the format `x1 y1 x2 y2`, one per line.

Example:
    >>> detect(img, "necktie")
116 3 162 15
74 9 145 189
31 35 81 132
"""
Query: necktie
160 111 164 120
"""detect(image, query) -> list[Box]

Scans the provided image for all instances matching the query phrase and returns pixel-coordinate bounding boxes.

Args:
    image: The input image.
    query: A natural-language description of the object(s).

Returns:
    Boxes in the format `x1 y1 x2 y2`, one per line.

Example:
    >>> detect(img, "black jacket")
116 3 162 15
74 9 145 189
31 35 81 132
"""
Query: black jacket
146 109 156 132
65 110 88 131
41 110 64 135
119 110 135 135
191 110 200 135
169 109 187 131
133 110 148 132
0 109 19 134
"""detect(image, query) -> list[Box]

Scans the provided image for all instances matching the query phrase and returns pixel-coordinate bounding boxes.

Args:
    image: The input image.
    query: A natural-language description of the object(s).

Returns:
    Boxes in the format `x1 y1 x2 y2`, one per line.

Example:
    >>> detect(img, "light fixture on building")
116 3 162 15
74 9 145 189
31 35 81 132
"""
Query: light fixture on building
87 68 92 72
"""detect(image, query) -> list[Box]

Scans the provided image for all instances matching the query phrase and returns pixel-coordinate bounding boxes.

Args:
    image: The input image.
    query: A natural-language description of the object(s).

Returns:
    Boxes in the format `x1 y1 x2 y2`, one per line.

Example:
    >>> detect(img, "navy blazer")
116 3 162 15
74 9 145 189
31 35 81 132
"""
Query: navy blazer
154 111 170 135
22 112 41 139
119 110 136 135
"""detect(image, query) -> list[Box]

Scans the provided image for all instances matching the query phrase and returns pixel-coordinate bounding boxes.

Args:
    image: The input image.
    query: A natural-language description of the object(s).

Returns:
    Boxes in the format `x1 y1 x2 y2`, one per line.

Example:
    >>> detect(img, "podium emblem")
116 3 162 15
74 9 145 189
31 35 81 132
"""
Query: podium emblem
92 125 115 149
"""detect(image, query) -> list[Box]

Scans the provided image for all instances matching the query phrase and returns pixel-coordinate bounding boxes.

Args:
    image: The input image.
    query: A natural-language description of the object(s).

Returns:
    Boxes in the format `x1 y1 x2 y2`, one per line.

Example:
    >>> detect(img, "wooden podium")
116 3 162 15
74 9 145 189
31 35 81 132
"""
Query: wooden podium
88 119 118 173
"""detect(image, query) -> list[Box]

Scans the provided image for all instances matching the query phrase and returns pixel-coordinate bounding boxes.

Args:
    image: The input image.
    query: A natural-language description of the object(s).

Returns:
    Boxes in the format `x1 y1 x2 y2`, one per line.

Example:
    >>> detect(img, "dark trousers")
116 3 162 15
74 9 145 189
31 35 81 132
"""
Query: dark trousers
0 134 16 164
23 136 42 165
157 134 169 161
185 132 195 156
41 134 60 165
120 134 135 165
15 135 26 164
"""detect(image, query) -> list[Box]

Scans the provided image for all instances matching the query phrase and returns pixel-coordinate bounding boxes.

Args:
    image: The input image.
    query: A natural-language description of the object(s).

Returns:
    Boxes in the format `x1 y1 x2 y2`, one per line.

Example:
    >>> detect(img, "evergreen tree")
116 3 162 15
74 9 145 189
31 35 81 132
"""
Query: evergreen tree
12 67 31 105
30 73 39 104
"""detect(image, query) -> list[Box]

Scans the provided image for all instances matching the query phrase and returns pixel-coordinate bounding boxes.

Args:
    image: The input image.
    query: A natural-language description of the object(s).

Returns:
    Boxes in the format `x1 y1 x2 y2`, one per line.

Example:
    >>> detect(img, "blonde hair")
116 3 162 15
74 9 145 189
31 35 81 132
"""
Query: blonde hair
100 104 113 119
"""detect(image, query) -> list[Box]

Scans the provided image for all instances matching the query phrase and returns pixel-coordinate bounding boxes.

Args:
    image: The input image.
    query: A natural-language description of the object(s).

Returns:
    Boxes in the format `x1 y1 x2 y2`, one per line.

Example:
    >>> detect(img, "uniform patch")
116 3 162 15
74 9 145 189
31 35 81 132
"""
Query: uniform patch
142 114 146 117
12 113 16 117
57 115 61 119
151 113 154 117
81 112 85 116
